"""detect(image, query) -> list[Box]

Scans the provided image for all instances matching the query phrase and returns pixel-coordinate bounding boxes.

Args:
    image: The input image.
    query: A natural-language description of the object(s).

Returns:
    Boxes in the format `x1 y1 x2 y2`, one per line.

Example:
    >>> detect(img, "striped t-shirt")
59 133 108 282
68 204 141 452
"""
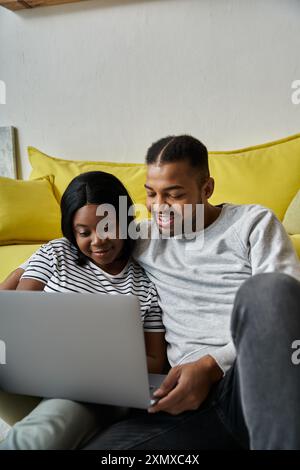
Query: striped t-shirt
20 237 164 332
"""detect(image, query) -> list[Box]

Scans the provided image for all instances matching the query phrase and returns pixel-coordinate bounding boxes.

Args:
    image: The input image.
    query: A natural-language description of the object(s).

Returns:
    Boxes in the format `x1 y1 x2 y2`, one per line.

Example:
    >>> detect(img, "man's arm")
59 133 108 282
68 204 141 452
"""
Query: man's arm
209 207 300 378
148 354 223 415
209 341 236 375
0 268 25 290
242 205 300 280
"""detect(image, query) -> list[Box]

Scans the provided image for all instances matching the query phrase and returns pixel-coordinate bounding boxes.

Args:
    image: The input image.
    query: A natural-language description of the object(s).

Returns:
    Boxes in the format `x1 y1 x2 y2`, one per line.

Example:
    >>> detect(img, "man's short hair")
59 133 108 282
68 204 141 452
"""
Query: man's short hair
146 135 210 183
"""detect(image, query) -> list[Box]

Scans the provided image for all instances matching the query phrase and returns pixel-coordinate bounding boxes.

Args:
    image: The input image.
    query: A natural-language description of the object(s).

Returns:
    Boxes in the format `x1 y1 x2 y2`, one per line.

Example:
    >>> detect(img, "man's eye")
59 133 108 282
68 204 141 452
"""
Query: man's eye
169 194 185 199
147 193 156 198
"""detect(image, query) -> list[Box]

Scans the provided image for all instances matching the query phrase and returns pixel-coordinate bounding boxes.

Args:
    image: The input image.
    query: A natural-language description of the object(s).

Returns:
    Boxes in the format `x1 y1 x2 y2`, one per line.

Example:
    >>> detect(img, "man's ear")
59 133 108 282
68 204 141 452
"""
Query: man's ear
202 177 215 200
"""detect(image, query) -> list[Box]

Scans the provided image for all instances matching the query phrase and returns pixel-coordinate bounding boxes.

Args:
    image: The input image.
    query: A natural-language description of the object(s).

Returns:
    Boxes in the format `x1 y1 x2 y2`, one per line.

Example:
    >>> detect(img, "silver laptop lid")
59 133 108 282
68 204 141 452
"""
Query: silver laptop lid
0 291 155 409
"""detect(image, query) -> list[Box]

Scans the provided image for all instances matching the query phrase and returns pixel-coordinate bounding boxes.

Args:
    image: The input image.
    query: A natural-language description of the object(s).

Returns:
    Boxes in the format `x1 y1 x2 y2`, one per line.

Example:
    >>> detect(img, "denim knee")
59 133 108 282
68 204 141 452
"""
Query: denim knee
239 273 298 298
231 272 300 344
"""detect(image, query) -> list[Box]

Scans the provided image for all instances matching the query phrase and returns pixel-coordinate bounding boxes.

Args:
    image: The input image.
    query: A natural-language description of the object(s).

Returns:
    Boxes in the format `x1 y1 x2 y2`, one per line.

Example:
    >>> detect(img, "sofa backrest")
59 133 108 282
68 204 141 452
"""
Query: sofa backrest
29 132 300 221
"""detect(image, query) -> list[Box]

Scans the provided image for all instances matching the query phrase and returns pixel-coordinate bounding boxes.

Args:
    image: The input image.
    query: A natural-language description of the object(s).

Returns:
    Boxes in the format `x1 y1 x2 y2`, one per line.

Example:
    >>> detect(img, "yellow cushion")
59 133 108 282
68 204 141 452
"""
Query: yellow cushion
0 244 42 282
209 133 300 221
282 190 300 235
28 147 147 207
0 176 62 246
290 234 300 259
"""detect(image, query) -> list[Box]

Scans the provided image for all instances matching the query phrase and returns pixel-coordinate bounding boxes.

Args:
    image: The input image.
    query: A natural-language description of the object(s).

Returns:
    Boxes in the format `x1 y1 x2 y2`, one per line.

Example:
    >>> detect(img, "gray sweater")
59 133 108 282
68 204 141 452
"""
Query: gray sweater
133 203 300 373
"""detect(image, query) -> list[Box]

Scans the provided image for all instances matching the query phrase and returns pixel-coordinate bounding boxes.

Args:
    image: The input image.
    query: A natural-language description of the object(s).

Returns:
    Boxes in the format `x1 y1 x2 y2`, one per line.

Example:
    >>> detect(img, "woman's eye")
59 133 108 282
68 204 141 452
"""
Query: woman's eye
79 232 89 237
147 193 156 198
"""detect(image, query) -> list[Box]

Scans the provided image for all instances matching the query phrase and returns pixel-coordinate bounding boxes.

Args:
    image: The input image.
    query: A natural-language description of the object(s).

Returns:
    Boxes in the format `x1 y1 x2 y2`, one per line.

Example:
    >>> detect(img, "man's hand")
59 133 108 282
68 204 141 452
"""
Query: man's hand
148 355 223 415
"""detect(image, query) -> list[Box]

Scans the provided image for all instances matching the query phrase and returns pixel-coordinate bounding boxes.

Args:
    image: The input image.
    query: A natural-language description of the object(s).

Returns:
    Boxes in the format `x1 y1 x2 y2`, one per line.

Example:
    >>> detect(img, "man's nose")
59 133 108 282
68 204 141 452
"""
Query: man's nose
154 195 169 209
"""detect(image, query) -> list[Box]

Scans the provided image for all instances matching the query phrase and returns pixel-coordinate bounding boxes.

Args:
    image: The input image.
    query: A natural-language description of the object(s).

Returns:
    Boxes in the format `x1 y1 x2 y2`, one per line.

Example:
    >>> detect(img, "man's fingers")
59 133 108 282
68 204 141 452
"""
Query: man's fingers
149 381 185 413
153 367 180 397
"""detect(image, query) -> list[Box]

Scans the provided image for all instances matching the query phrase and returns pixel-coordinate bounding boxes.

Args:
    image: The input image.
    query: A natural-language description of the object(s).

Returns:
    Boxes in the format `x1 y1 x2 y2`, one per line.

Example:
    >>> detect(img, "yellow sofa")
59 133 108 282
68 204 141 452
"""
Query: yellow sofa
1 133 300 427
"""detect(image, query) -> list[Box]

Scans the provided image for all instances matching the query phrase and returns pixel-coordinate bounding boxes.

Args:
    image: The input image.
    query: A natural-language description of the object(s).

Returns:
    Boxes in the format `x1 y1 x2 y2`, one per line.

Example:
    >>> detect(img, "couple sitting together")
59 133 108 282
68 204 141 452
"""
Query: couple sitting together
1 134 300 450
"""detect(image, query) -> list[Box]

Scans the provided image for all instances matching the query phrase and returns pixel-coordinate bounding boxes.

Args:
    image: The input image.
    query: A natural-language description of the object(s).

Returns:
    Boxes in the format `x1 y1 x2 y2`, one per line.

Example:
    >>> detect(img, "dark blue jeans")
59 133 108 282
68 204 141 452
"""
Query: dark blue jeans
83 273 300 450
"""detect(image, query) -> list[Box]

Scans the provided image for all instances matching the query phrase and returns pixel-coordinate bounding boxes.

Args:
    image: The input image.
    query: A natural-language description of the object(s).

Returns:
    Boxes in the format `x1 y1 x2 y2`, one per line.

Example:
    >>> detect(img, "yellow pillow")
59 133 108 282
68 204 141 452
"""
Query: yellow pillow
290 234 300 258
0 176 62 245
28 147 147 207
282 190 300 235
209 133 300 221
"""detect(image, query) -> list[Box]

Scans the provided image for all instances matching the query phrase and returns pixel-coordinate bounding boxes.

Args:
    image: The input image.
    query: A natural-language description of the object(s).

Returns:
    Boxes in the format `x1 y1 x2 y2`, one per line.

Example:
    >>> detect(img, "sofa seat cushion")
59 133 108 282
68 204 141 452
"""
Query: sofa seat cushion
0 244 42 283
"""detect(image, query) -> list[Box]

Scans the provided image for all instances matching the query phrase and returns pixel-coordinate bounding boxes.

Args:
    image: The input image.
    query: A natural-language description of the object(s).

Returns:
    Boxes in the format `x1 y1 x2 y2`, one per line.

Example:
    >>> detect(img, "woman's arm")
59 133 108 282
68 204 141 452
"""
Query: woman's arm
0 269 45 291
0 268 25 290
1 243 56 291
145 332 167 374
16 278 45 291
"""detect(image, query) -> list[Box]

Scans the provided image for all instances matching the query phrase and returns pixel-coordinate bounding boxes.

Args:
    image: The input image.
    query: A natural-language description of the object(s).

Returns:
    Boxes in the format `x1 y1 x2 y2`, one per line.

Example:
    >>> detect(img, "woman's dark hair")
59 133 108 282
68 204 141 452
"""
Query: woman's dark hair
60 171 135 266
146 134 210 184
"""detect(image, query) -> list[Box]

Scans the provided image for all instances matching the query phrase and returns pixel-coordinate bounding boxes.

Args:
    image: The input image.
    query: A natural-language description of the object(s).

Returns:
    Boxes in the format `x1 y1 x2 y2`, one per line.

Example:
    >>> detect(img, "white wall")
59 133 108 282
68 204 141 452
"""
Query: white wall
0 0 300 178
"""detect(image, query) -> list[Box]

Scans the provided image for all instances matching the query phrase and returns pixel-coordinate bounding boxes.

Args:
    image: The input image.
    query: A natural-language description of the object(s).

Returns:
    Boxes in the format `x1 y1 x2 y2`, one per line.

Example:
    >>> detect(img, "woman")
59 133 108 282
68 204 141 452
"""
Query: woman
0 171 166 450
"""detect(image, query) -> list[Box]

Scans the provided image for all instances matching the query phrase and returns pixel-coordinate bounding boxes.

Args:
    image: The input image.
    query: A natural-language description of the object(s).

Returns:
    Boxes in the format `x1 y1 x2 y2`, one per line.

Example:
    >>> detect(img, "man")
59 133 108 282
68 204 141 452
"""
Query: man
83 135 300 449
2 135 300 449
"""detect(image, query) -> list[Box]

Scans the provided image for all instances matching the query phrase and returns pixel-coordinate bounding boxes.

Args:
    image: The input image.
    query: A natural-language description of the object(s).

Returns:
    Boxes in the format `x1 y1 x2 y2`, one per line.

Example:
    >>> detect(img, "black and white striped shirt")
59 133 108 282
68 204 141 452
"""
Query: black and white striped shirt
20 237 164 332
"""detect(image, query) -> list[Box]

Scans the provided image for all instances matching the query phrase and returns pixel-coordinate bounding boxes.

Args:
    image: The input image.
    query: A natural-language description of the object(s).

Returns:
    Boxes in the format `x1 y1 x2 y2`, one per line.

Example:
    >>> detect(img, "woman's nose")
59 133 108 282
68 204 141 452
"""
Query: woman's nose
91 232 106 246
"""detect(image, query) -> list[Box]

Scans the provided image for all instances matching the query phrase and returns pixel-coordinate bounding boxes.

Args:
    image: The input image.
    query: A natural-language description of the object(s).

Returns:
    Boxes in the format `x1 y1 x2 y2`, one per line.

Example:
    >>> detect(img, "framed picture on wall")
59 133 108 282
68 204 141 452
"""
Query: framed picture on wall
0 126 17 178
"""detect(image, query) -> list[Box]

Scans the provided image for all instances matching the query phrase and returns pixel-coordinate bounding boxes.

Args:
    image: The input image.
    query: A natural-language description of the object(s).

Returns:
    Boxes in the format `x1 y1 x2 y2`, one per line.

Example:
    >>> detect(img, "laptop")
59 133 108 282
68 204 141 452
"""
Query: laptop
0 291 166 409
